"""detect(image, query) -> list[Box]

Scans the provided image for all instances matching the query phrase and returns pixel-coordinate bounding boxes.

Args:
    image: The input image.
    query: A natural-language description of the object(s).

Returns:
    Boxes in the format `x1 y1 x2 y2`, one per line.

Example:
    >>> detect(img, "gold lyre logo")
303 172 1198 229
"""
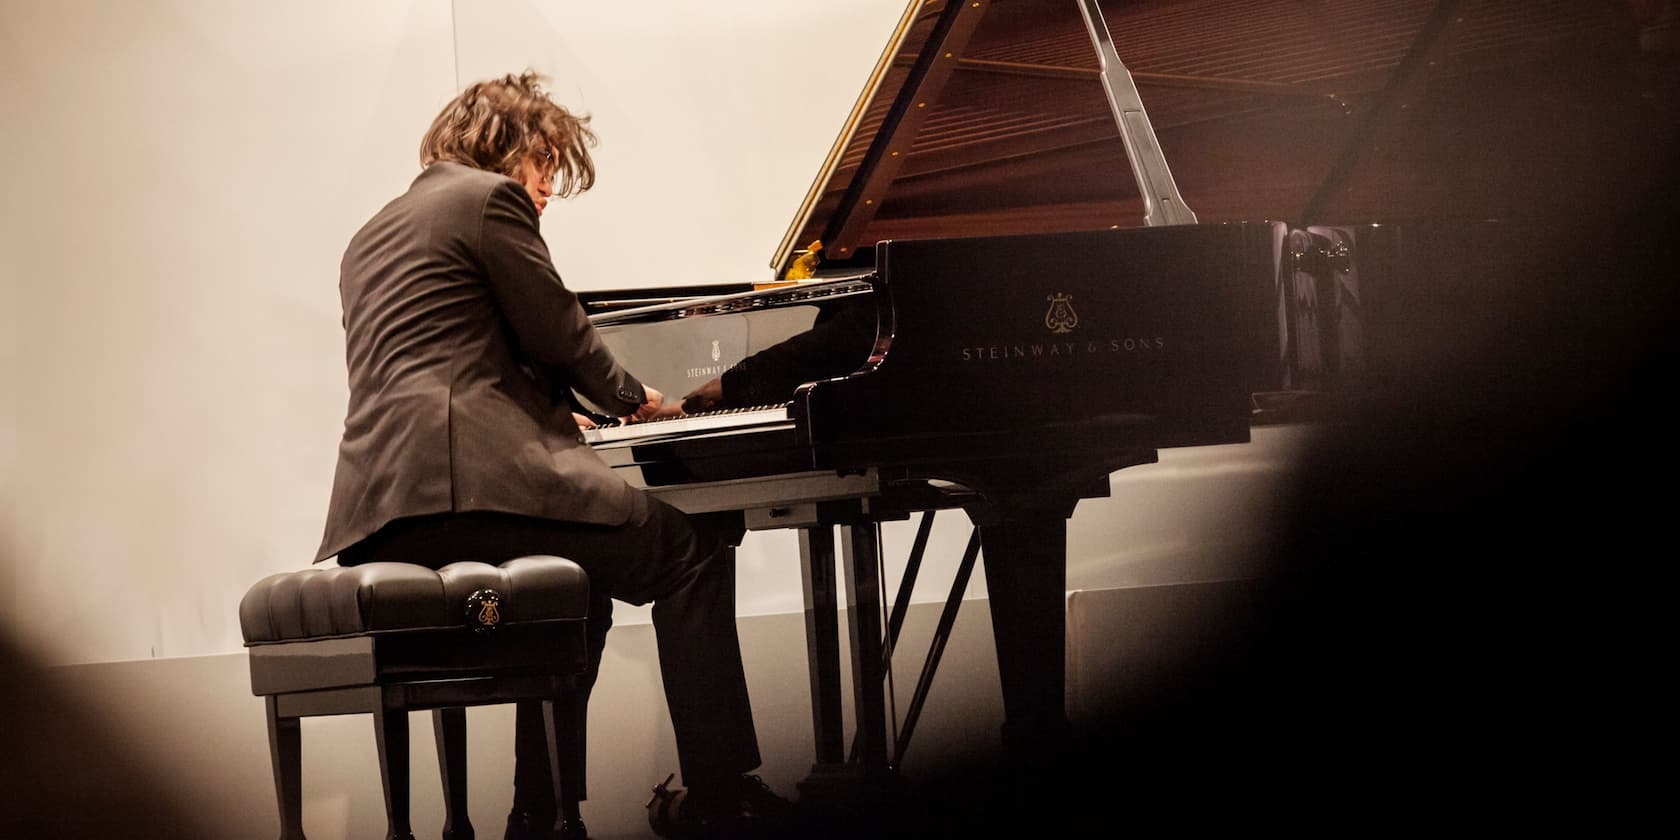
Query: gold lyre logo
1045 293 1079 334
711 339 721 362
467 589 502 631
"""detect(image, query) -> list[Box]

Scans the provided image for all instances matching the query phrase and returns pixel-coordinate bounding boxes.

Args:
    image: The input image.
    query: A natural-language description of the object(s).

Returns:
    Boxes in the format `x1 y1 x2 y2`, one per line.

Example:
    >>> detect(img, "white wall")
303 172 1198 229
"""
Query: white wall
1 0 1298 667
1 15 20 629
3 0 459 663
452 1 909 290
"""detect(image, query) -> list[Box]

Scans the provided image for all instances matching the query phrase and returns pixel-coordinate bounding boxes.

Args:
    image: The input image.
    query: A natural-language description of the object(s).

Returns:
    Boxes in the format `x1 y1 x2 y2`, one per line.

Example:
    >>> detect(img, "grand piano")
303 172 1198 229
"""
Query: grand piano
568 0 1282 800
568 0 1658 807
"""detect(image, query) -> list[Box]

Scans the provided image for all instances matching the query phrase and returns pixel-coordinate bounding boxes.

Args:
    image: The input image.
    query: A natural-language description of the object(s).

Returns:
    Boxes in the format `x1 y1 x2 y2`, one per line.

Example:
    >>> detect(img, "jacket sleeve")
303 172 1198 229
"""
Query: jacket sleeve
474 179 645 415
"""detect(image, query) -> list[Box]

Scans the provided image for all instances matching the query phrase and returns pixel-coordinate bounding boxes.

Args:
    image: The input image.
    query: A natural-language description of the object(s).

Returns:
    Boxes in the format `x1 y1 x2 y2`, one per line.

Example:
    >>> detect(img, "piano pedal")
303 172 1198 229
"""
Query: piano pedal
645 772 686 837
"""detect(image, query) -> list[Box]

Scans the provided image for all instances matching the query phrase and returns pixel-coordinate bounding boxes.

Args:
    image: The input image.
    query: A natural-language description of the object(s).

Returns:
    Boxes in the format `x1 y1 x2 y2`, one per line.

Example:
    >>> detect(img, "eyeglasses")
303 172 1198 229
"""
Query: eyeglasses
530 147 560 184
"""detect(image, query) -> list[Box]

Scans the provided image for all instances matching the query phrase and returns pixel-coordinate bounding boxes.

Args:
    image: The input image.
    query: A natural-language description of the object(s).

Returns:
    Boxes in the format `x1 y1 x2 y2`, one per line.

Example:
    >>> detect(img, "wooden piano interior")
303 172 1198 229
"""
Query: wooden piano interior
785 0 1671 256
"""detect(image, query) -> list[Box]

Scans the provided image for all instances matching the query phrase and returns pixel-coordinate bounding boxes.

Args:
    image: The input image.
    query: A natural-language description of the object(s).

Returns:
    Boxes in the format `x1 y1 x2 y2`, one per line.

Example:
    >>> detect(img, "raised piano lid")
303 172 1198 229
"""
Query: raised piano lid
770 0 1203 280
770 0 1640 277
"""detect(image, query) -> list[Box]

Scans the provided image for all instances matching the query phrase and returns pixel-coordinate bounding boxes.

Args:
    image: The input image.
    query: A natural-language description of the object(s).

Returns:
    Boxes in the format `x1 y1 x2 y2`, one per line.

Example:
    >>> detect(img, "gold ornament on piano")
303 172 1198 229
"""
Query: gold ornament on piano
1045 292 1079 334
785 240 824 280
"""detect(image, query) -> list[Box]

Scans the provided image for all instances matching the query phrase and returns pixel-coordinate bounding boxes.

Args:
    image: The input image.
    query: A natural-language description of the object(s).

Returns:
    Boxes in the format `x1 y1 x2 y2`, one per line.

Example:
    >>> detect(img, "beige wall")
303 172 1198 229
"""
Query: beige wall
1 0 1299 667
452 1 910 291
4 0 461 664
2 46 18 630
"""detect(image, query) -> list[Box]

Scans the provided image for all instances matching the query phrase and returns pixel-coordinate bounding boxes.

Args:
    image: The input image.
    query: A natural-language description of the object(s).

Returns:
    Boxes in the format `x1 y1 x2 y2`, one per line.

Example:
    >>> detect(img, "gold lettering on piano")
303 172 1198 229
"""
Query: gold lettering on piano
685 364 732 379
959 337 1166 362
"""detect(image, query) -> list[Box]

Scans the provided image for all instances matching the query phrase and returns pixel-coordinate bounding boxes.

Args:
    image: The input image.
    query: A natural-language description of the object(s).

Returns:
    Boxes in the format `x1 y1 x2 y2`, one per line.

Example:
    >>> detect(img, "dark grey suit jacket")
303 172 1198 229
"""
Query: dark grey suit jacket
316 162 645 562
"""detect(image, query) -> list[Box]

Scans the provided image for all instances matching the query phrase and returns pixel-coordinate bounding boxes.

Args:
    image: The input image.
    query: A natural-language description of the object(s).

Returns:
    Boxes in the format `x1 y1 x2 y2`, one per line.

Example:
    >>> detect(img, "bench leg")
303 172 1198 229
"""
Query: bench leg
373 704 416 840
265 696 308 840
544 686 586 828
433 708 475 840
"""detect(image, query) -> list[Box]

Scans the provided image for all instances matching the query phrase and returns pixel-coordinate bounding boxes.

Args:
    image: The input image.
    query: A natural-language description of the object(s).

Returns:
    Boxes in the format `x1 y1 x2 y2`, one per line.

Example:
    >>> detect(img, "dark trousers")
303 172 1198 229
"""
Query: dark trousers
338 493 762 811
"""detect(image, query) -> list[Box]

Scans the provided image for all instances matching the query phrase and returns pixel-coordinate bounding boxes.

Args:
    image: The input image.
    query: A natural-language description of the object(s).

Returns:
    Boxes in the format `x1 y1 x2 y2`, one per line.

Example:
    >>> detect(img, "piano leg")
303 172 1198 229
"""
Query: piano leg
798 519 894 810
840 521 889 775
977 515 1072 764
798 526 845 765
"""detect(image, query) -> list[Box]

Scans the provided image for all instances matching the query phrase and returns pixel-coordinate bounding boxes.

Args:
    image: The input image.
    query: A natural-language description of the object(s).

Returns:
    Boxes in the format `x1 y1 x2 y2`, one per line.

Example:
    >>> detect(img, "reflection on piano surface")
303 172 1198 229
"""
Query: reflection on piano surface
569 0 1659 811
578 274 878 445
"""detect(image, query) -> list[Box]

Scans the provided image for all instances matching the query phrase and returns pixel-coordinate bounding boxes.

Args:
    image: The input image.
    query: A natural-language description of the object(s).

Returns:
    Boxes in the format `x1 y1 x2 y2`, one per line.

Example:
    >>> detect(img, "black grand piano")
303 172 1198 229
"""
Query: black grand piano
570 0 1663 810
566 0 1287 803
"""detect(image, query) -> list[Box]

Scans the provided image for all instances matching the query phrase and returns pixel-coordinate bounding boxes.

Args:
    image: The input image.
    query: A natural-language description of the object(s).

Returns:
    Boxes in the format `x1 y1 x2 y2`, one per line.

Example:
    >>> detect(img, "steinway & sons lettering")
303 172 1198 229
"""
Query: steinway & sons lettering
685 364 731 380
686 358 754 380
960 337 1165 362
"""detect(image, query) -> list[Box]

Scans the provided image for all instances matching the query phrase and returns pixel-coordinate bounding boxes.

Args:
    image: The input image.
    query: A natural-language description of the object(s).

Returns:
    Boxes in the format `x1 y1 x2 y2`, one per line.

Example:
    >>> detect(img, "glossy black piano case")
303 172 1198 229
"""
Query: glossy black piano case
793 221 1282 469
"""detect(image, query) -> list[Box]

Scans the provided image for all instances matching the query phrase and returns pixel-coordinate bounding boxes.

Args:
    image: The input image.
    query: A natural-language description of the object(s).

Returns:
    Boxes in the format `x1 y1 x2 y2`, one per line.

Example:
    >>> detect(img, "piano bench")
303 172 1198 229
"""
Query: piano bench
238 557 594 840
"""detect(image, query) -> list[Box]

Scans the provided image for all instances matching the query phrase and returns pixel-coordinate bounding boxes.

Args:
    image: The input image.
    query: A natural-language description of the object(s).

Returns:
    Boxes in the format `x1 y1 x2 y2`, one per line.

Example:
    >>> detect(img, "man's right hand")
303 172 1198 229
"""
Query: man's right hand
680 378 723 414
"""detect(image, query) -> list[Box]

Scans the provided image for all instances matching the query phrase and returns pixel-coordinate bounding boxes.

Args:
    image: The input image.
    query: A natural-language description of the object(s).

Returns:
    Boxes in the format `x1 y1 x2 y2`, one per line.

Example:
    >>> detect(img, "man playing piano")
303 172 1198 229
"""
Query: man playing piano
314 71 790 840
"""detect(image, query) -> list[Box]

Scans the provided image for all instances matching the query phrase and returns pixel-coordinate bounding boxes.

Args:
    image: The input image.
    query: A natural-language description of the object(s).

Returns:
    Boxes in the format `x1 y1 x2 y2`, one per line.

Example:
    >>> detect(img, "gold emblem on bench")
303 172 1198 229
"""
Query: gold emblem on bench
466 589 502 631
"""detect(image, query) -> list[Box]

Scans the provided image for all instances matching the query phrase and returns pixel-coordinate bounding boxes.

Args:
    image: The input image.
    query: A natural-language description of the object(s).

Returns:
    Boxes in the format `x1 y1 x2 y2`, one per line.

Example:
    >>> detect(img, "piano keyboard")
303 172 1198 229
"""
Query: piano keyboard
583 405 790 444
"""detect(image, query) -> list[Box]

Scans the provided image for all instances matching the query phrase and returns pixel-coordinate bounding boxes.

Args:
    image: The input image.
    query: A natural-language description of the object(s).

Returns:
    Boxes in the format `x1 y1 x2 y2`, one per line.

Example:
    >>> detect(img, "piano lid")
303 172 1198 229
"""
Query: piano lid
771 0 1651 277
773 0 1178 275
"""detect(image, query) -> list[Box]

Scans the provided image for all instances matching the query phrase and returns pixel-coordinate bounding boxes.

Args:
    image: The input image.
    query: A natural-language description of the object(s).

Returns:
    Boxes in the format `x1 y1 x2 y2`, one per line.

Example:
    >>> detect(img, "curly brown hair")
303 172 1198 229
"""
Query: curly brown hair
419 70 597 198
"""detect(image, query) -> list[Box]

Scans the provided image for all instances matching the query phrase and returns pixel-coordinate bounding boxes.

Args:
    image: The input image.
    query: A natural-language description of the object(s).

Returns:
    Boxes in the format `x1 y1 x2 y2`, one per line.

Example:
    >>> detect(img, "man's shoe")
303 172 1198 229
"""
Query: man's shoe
504 810 551 840
505 810 588 840
647 772 795 838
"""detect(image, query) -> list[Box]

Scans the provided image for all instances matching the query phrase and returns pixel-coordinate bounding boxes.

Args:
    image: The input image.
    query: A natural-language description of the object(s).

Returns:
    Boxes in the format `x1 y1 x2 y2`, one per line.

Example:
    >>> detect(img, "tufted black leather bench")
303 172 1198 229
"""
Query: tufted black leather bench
239 556 593 840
